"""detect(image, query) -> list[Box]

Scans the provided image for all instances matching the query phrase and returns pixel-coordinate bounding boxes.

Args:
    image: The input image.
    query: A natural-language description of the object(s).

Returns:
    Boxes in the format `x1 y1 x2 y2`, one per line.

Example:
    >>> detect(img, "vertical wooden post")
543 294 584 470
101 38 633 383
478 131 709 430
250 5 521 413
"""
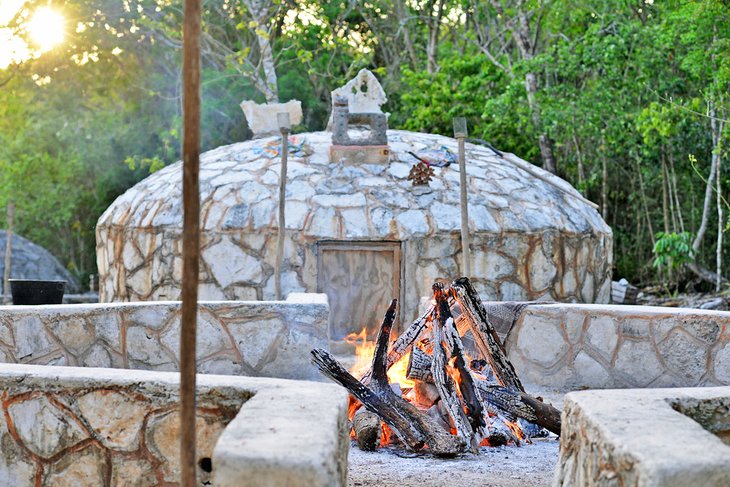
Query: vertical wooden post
181 0 201 484
275 121 290 300
3 202 14 300
454 118 471 277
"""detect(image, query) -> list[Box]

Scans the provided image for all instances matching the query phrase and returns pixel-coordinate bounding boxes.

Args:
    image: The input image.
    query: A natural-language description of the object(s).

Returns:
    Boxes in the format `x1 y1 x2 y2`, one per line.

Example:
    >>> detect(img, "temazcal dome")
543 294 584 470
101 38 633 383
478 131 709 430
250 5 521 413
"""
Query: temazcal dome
96 72 612 338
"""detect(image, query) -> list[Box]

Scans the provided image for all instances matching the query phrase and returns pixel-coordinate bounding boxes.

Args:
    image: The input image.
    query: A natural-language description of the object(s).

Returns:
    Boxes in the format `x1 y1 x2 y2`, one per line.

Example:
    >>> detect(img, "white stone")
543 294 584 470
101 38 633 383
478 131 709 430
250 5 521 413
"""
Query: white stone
284 201 309 230
202 237 264 288
14 315 55 360
396 210 429 235
327 68 387 127
713 342 730 384
228 317 285 369
307 207 338 238
516 314 568 368
341 207 369 238
614 340 664 386
311 193 366 208
469 204 500 232
472 251 514 280
8 395 87 458
126 326 173 366
45 445 105 486
431 202 461 231
573 350 612 388
585 315 618 359
528 246 557 291
77 390 148 451
122 241 143 271
240 100 303 138
387 162 411 179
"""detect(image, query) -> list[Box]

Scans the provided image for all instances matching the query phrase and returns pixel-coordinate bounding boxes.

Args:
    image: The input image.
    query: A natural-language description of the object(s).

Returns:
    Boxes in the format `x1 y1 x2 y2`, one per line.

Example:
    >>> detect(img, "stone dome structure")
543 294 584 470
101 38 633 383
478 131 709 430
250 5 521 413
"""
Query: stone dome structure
0 231 81 293
96 130 612 337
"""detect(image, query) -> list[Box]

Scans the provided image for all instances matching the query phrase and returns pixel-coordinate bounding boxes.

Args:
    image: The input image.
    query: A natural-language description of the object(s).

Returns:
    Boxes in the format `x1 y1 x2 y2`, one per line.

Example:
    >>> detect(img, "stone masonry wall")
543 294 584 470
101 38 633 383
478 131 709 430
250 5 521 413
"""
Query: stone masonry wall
97 130 612 322
506 303 730 390
0 294 328 381
0 364 350 487
0 366 248 486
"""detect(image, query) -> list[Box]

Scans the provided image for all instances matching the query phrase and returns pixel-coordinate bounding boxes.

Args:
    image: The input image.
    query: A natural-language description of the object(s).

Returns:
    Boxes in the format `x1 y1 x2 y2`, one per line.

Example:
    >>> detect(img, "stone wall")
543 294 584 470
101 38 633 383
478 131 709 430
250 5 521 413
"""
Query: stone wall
0 294 328 381
96 226 611 324
505 303 730 390
555 387 730 486
0 364 349 487
97 130 612 322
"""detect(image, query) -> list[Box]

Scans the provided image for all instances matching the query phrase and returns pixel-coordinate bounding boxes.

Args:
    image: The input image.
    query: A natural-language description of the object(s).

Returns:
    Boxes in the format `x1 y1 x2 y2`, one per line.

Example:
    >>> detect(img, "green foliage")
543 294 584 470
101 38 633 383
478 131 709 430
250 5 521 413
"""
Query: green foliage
1 0 729 291
652 232 695 270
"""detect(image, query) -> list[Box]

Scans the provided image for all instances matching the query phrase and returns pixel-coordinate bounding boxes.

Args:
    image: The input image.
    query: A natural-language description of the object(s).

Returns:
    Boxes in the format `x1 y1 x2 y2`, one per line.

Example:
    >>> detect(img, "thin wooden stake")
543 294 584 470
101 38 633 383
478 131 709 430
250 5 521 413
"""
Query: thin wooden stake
275 127 289 300
181 0 201 484
456 132 471 277
3 202 14 301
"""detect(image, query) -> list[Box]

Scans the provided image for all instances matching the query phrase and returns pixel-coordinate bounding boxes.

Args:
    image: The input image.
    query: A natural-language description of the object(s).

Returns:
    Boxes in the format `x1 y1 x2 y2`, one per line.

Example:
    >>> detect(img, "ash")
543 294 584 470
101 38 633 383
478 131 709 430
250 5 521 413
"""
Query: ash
348 437 560 487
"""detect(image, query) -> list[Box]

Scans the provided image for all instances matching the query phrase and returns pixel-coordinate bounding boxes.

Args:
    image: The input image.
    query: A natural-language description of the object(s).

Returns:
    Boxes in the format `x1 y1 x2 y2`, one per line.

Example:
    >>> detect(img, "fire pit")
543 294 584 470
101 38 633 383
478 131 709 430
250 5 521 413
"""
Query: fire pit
312 277 561 456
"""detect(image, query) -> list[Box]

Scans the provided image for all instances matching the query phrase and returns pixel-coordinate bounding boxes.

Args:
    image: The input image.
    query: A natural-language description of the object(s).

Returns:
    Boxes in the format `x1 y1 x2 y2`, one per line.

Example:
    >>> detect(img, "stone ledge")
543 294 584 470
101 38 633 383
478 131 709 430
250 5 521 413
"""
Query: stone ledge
0 363 349 487
0 297 329 381
555 387 730 487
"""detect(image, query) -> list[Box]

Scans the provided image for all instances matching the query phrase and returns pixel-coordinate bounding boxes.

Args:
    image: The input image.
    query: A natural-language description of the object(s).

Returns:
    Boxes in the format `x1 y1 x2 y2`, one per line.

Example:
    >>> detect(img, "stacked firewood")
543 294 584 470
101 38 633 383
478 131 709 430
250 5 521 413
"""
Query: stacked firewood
311 277 561 456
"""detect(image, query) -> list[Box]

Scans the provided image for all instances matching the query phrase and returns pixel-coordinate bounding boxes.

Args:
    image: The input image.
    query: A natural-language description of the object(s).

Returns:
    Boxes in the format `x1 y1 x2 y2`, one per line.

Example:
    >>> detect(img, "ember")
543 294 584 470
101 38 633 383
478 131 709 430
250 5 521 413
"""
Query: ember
311 277 562 456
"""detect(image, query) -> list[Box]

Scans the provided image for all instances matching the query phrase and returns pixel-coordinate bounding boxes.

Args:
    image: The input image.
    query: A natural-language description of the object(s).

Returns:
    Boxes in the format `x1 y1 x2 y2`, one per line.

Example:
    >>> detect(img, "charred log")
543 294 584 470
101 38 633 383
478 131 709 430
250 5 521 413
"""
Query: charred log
452 277 525 392
353 408 381 451
311 300 466 456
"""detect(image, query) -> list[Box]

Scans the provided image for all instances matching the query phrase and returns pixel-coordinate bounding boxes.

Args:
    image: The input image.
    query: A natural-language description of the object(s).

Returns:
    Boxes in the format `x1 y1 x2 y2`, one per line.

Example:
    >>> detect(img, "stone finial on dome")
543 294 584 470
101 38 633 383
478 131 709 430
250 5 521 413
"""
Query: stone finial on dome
327 69 388 129
240 99 303 138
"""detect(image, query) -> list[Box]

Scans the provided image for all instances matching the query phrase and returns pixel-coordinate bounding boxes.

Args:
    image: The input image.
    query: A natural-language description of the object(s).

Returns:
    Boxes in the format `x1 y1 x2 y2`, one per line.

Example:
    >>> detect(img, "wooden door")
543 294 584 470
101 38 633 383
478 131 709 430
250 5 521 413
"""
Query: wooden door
317 241 401 341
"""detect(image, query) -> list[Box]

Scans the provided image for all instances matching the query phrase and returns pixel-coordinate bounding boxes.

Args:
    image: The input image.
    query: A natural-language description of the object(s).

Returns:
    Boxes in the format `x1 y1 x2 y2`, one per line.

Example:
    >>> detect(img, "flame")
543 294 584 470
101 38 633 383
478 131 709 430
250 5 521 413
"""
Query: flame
345 327 414 389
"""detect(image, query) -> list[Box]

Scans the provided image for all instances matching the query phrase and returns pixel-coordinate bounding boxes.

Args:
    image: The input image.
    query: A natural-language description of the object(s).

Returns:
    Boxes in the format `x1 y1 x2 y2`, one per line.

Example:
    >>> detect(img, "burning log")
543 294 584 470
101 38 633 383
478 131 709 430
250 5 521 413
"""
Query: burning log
431 283 486 450
407 334 561 435
475 381 561 436
412 380 440 409
360 304 434 386
311 300 467 456
407 347 434 383
353 408 381 451
452 277 525 392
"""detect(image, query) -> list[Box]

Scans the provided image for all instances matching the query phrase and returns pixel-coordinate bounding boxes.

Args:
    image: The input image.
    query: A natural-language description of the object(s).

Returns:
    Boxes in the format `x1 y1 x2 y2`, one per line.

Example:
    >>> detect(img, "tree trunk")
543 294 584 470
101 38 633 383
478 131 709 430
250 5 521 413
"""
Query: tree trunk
601 147 608 221
716 118 725 291
426 0 446 74
525 72 557 174
244 0 279 103
692 103 720 256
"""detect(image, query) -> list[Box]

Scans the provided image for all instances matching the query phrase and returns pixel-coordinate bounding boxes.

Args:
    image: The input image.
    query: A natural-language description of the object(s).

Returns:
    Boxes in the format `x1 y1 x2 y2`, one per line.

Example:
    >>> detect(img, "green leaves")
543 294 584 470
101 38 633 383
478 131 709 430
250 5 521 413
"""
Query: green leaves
652 231 695 270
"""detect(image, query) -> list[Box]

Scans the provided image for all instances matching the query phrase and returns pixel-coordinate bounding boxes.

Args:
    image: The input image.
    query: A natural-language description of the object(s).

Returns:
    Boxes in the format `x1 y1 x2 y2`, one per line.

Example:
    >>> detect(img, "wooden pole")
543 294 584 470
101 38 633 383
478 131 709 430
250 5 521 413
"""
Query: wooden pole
3 202 14 300
275 127 289 300
457 135 471 277
181 0 201 484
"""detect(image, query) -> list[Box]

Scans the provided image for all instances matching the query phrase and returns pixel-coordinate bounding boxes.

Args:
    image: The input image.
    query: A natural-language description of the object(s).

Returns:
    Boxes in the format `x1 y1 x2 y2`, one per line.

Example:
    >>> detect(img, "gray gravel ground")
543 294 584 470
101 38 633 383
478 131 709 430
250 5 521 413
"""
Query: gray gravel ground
347 387 564 487
347 437 560 487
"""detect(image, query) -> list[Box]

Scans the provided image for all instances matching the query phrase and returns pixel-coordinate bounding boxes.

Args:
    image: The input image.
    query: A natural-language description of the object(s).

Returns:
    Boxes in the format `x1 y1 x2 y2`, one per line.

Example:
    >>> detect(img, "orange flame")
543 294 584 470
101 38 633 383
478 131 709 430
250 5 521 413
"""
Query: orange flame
345 327 414 389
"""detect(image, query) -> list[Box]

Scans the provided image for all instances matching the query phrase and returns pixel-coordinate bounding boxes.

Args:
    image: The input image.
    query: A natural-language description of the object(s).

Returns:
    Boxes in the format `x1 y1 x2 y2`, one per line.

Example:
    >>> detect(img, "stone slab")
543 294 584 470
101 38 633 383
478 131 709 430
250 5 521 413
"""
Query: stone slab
555 387 730 487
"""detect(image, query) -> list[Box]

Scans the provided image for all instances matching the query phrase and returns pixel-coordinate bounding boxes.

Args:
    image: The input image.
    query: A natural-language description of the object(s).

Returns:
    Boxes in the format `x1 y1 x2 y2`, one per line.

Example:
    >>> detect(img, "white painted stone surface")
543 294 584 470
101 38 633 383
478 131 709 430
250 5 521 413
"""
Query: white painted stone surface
240 100 303 138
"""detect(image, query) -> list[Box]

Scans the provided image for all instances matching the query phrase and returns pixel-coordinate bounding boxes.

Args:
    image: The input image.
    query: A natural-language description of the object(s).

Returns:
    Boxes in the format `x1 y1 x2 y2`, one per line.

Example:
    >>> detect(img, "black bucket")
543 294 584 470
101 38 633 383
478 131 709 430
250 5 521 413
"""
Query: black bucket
9 279 66 305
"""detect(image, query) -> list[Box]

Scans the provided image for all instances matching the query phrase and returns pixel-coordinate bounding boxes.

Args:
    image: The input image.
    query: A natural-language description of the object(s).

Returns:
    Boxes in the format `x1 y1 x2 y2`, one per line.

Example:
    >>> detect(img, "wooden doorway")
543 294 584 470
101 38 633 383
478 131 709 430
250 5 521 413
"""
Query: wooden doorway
317 241 402 341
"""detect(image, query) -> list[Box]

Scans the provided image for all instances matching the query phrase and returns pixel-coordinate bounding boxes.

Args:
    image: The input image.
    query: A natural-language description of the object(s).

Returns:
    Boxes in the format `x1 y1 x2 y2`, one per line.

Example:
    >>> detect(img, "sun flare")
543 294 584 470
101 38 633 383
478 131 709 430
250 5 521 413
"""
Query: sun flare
26 7 65 51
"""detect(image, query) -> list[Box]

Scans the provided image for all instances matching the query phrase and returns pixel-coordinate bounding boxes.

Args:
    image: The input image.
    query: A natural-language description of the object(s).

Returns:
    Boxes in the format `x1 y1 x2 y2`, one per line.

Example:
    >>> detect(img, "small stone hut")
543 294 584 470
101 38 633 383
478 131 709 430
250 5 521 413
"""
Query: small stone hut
96 129 612 340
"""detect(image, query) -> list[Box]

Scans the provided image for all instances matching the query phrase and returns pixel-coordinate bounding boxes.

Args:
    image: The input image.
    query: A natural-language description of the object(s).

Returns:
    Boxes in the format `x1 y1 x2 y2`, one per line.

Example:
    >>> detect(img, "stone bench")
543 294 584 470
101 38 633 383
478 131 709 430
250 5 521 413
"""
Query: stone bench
0 363 348 486
555 386 730 486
